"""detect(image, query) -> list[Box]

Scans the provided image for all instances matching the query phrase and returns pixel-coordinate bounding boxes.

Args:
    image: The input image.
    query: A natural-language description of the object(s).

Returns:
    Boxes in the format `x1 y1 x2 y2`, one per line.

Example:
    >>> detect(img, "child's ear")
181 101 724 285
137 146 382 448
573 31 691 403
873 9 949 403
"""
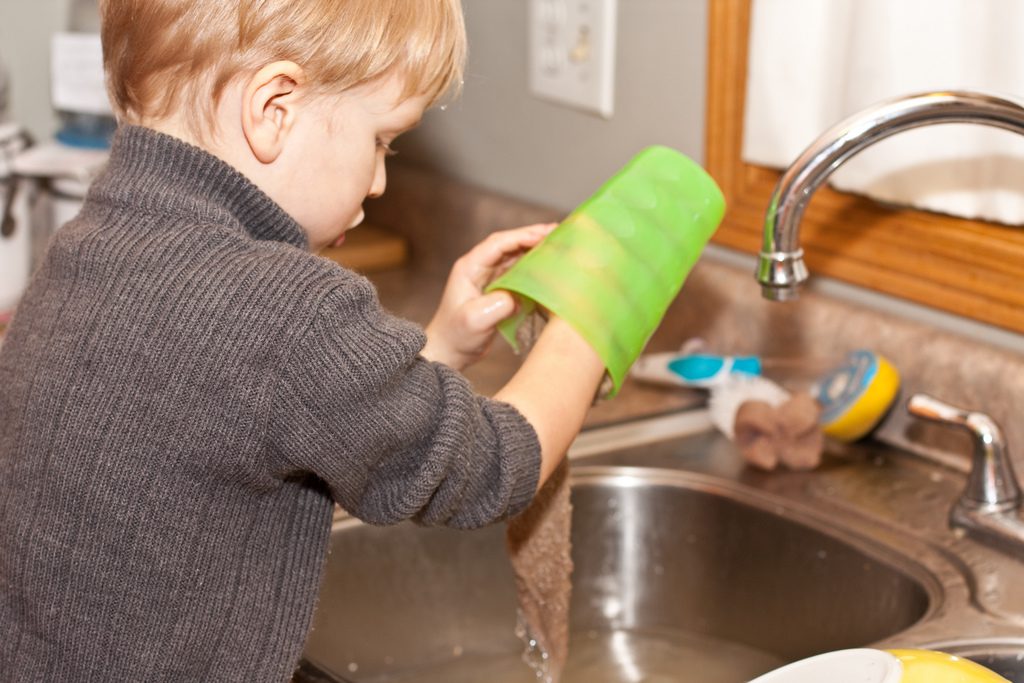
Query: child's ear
241 61 307 164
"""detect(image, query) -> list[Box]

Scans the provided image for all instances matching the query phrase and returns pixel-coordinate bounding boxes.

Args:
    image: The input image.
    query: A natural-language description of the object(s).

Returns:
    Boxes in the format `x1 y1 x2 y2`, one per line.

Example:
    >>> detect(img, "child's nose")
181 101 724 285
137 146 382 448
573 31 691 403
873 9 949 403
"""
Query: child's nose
368 159 387 199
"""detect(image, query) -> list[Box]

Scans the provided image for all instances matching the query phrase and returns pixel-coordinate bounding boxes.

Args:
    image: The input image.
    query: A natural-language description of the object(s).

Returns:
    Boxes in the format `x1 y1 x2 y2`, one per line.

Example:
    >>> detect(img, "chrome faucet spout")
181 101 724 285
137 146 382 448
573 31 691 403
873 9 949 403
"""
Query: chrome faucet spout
756 90 1024 299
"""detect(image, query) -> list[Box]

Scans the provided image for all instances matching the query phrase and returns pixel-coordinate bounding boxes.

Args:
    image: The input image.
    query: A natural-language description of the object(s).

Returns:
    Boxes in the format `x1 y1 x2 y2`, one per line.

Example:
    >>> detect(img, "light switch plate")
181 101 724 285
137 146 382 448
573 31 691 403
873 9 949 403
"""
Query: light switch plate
528 0 617 118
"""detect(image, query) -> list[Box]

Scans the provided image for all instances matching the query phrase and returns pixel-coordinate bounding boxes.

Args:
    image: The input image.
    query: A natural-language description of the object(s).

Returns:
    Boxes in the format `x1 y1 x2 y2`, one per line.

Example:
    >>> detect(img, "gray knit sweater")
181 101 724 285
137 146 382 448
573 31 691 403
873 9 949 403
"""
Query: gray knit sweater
0 126 541 682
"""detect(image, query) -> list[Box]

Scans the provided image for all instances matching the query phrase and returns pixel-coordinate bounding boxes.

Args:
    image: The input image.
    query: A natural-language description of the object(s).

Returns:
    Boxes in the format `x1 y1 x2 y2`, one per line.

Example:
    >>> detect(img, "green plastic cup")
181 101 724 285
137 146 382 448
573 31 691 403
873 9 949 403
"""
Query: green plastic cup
486 146 726 397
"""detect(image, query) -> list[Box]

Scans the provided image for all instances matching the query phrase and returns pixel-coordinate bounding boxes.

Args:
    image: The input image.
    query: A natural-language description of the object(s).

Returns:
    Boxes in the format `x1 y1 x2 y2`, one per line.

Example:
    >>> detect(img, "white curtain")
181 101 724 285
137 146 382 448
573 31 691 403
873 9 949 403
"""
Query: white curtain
743 0 1024 226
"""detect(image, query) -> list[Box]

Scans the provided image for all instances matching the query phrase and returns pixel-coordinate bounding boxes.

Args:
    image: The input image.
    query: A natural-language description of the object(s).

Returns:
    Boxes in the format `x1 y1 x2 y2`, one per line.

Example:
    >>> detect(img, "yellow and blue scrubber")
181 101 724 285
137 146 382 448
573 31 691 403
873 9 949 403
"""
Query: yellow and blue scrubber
814 349 900 442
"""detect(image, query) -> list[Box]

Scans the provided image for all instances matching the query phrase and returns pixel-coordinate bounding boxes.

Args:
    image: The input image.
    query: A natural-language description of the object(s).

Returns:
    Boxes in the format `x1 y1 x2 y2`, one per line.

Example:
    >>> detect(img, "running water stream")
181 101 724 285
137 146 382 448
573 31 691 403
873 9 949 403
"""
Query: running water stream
506 460 574 682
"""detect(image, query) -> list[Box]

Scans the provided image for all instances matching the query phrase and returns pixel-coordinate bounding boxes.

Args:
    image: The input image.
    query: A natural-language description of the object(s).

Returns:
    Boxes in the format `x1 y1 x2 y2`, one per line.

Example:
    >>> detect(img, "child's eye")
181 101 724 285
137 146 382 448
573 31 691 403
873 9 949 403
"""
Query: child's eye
376 139 398 157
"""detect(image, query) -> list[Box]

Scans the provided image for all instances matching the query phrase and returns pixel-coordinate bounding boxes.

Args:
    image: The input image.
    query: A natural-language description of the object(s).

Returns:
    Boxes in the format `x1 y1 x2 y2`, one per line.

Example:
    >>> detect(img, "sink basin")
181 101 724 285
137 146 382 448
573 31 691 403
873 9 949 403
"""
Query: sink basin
924 639 1024 681
301 465 936 683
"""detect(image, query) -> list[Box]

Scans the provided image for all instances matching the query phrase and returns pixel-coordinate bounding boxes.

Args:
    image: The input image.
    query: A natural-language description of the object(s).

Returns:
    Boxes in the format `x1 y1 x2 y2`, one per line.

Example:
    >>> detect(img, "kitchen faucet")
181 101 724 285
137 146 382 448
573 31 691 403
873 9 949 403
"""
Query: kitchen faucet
755 90 1024 301
753 90 1024 556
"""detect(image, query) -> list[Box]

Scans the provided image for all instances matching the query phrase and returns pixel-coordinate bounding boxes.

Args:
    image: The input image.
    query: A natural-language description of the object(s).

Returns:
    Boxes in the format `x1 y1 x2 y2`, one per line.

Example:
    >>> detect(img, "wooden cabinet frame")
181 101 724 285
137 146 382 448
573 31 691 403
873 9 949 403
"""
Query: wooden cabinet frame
705 0 1024 333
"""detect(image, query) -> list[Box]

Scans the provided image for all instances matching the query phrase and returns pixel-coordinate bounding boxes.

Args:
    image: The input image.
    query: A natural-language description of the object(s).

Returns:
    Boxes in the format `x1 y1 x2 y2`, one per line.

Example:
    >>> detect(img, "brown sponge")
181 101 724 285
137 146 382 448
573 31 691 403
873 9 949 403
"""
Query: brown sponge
734 393 824 470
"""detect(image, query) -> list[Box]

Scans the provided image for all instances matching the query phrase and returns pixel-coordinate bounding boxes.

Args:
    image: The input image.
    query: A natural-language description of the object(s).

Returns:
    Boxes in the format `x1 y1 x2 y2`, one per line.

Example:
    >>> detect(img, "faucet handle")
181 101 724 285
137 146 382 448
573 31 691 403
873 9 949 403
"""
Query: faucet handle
907 393 1021 511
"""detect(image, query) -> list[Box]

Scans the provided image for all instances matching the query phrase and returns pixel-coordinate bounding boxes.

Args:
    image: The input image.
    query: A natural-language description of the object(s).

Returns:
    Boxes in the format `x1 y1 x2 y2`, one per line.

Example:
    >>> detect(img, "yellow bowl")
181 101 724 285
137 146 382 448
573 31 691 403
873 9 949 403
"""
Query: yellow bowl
747 648 1009 682
889 649 1010 682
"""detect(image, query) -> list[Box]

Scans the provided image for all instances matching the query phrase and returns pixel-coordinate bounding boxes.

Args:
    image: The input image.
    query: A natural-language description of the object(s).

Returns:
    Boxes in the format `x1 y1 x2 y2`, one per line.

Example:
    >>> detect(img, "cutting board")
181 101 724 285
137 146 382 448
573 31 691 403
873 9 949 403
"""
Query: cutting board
320 224 409 273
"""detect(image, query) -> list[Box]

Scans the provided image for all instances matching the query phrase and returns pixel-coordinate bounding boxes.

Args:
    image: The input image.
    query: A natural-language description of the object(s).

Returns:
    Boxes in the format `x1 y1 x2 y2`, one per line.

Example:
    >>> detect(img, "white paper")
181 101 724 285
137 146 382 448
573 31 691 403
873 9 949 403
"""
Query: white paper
51 32 112 115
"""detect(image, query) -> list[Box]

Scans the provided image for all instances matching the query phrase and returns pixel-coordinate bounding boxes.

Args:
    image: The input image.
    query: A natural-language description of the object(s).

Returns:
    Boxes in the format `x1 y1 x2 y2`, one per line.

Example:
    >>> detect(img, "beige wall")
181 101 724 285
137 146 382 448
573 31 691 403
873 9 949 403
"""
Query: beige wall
0 0 70 141
0 0 709 213
397 0 709 213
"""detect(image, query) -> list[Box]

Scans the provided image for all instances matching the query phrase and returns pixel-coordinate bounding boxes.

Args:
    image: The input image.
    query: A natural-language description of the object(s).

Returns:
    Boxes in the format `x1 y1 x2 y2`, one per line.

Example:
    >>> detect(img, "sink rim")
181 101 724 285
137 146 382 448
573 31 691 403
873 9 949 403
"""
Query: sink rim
570 465 948 622
331 463 950 646
918 637 1024 681
922 636 1024 655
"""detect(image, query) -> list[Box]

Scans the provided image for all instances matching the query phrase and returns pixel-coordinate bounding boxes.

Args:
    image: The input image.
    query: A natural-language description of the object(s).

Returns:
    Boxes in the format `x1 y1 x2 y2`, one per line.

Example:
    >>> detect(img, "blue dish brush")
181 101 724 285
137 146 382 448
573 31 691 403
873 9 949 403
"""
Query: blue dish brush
630 349 762 388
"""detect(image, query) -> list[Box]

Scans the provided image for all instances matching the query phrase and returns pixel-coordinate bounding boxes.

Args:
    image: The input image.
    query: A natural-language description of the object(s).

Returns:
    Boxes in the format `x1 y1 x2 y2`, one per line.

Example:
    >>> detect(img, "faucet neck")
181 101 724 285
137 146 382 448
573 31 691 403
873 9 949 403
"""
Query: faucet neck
757 91 1024 298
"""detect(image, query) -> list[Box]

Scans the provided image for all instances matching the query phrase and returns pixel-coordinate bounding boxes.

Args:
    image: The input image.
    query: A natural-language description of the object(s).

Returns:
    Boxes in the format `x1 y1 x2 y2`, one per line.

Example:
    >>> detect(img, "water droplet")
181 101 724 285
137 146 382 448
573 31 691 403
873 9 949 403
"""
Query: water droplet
347 662 359 673
817 550 828 560
515 610 553 682
452 645 463 657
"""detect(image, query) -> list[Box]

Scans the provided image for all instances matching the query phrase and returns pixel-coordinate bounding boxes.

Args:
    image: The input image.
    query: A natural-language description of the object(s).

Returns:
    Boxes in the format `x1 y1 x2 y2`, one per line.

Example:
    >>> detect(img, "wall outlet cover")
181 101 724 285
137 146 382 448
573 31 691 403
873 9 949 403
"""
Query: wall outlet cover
528 0 618 118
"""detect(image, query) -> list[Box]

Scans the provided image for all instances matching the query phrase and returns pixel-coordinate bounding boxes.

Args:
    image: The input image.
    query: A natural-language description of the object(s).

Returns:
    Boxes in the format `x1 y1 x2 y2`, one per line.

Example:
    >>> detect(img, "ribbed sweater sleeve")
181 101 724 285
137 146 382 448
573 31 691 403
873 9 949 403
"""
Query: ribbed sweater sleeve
271 272 541 528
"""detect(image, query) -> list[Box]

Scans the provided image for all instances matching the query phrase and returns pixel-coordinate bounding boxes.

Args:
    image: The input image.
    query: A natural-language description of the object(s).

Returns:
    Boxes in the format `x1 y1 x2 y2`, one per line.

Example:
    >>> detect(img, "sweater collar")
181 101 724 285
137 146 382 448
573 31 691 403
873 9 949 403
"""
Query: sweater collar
89 125 309 250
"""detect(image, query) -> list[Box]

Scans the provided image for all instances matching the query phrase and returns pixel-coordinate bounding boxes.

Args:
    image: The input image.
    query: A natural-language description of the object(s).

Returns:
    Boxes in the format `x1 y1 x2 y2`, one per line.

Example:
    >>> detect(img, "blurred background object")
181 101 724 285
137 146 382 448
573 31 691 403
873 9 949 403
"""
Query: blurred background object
0 122 33 327
0 0 110 336
51 30 114 148
0 53 10 123
52 0 113 149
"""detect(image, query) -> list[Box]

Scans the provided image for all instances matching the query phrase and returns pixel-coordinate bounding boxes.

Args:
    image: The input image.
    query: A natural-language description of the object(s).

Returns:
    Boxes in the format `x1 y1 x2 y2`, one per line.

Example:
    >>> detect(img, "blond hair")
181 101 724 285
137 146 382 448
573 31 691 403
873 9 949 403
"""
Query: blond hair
99 0 466 138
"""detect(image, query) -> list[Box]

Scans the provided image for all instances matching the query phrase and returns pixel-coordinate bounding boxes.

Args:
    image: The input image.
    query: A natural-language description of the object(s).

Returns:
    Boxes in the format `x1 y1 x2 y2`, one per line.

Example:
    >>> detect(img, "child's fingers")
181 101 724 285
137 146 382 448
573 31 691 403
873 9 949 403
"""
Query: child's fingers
468 223 557 271
463 291 516 332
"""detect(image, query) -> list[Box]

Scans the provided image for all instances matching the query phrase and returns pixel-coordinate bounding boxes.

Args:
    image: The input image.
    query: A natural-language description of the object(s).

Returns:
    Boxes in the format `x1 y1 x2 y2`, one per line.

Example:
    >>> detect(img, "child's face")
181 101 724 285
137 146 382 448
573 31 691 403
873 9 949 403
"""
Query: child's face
280 75 429 251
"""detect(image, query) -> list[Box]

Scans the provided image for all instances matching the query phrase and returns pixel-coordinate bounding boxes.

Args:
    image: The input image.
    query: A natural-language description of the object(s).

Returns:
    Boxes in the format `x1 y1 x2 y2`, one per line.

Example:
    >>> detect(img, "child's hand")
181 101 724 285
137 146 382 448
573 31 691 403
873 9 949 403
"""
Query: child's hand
422 223 557 370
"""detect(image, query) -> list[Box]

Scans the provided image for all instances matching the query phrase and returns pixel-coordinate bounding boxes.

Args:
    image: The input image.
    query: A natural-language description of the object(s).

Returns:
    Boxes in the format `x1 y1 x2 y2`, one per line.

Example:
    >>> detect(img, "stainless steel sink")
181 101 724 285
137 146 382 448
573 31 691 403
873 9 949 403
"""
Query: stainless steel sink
301 464 937 683
922 639 1024 682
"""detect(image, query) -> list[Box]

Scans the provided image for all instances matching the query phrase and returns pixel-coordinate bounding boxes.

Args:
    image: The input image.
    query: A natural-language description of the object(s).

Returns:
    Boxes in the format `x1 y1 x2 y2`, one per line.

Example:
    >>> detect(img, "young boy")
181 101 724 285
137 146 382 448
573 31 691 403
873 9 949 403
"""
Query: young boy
0 0 605 681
